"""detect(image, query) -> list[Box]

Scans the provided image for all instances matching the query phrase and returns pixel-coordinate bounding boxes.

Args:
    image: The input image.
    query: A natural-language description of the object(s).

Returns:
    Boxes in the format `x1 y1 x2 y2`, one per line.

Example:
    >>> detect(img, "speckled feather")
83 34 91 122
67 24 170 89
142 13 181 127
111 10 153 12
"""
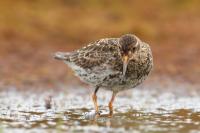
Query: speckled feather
66 38 120 69
54 36 153 92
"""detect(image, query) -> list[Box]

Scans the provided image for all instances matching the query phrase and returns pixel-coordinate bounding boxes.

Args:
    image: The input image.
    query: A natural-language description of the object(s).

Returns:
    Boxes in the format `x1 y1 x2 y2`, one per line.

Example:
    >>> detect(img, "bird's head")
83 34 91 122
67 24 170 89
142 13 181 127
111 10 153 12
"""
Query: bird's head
119 34 140 76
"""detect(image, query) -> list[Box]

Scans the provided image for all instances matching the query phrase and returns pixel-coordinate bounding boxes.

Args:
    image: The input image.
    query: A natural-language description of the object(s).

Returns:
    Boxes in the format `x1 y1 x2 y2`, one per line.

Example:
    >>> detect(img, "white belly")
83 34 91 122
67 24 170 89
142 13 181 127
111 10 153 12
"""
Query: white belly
65 61 118 86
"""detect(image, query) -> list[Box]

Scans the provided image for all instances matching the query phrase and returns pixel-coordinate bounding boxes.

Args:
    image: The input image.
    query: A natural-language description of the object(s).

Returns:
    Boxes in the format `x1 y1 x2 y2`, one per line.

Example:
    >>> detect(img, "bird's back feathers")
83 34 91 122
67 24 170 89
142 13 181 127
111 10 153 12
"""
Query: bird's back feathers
54 38 120 69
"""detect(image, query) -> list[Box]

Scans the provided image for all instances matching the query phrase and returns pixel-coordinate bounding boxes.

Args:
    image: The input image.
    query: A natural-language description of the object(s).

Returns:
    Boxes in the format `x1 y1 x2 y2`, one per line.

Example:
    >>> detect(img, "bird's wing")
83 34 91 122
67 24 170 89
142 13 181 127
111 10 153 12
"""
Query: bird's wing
68 38 120 69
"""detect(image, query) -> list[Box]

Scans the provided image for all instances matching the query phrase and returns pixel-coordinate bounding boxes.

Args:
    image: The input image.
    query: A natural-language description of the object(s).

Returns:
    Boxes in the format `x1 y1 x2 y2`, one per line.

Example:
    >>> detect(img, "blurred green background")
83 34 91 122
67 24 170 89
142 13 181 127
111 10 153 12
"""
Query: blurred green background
0 0 199 88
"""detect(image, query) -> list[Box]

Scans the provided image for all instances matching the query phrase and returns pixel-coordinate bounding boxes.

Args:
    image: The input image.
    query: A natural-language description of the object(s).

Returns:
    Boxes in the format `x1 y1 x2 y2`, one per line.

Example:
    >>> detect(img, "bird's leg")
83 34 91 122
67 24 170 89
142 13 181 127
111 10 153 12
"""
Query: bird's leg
92 86 100 115
108 91 117 116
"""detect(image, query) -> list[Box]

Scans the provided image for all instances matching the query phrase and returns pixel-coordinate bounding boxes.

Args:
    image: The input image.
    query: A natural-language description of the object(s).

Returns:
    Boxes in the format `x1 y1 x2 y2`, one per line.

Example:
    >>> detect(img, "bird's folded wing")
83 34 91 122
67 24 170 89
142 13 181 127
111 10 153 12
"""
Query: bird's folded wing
69 39 120 69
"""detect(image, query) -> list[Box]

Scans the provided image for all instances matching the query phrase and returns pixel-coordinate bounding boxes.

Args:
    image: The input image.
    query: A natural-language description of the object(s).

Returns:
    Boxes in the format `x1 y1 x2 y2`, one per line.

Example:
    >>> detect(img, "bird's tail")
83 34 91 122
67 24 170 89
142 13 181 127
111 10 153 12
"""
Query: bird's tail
54 52 71 61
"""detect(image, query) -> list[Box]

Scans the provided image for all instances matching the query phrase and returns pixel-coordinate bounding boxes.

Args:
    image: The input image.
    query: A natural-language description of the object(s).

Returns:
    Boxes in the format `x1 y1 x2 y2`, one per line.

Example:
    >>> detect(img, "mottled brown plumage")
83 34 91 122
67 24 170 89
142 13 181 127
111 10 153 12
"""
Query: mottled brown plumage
54 34 153 116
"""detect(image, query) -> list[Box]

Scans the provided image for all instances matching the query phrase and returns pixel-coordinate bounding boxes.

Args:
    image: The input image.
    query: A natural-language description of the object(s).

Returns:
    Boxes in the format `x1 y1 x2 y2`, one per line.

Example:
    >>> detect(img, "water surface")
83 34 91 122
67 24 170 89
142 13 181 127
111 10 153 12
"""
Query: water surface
0 83 200 133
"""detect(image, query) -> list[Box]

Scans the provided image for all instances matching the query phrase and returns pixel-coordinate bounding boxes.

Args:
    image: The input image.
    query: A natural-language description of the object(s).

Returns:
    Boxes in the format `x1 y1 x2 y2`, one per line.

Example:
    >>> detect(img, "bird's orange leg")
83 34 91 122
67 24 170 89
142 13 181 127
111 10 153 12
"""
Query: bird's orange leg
108 92 117 116
92 86 100 115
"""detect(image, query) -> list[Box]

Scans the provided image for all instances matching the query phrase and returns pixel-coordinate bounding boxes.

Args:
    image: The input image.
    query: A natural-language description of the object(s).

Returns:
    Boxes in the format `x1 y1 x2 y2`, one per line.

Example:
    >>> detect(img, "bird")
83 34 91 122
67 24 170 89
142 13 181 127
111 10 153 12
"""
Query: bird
54 34 153 116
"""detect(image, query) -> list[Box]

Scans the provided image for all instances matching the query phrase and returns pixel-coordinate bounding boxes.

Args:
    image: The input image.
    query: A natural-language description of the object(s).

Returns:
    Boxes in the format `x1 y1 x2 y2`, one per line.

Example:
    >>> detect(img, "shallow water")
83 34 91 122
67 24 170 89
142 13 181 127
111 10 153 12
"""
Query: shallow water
0 83 200 133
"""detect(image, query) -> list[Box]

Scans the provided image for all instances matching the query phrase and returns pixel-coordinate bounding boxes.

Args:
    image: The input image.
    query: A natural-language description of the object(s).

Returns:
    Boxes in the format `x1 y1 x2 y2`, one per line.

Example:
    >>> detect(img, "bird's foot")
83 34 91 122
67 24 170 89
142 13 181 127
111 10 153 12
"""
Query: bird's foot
108 111 113 117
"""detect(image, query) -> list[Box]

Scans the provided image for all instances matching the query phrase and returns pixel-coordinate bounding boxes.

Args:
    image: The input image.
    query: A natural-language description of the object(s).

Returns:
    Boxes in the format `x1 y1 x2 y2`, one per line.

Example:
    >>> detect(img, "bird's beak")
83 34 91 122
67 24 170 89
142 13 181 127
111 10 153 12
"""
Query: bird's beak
122 55 129 76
